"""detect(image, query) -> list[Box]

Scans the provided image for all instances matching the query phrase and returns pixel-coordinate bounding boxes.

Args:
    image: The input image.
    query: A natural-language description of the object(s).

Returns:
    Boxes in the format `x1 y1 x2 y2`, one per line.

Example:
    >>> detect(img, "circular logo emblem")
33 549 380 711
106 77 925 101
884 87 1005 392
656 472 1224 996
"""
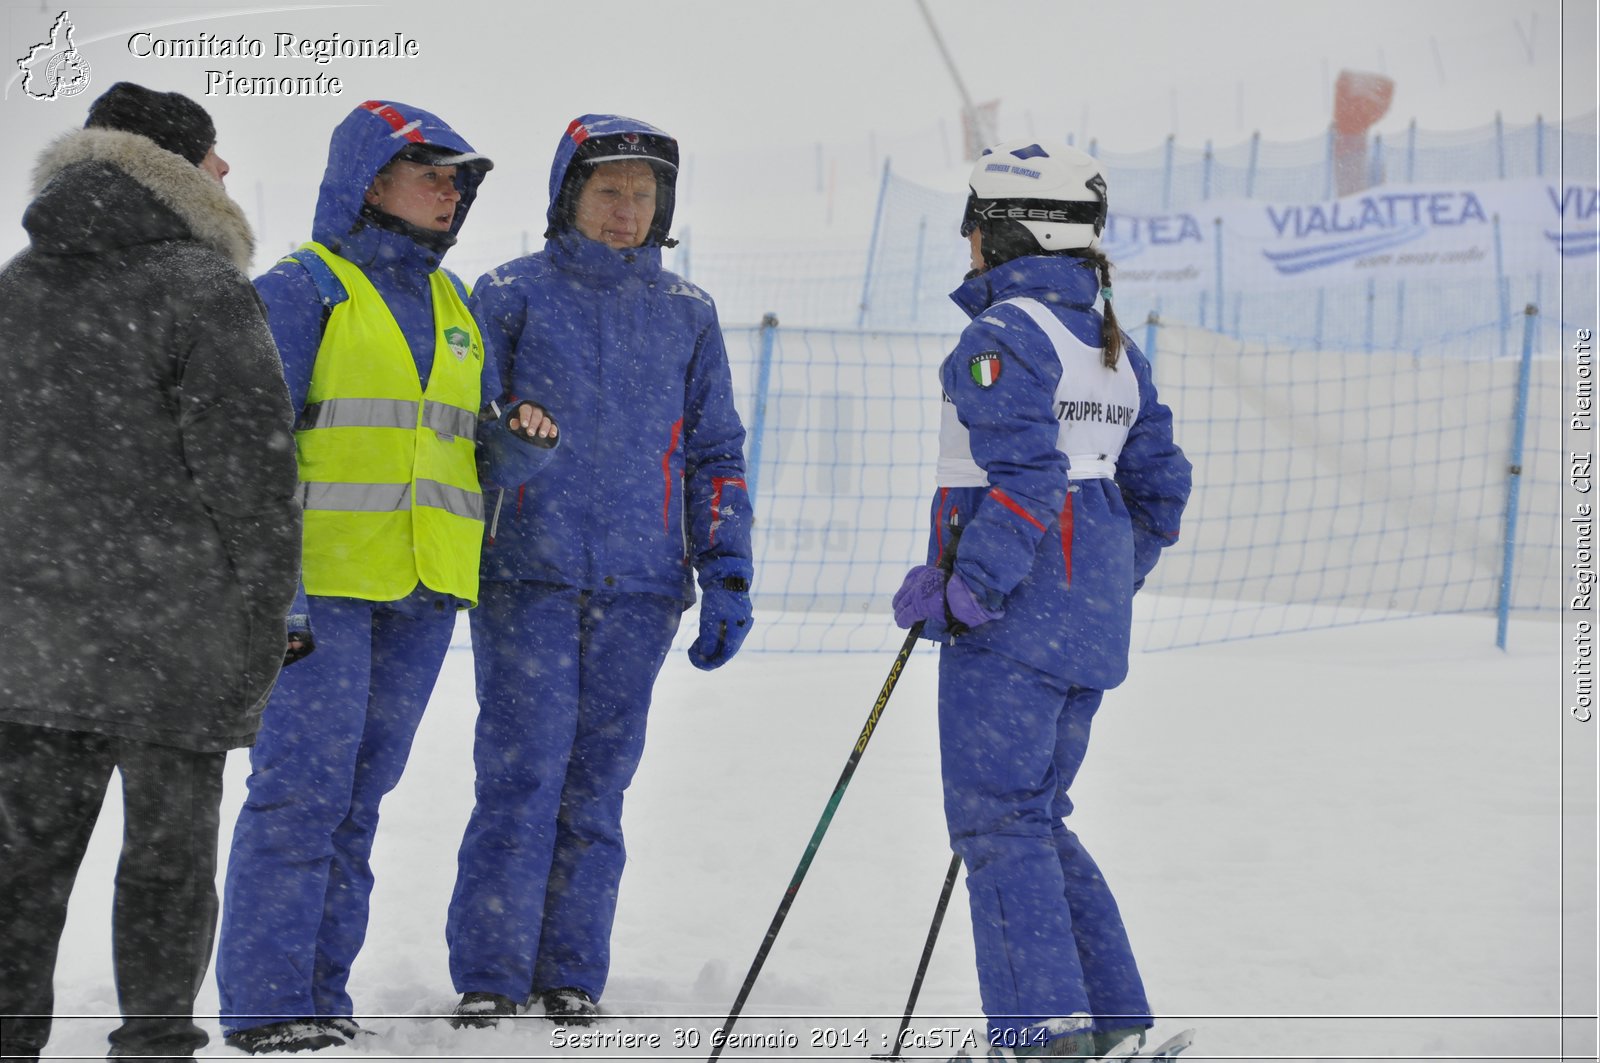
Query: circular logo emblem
45 50 91 98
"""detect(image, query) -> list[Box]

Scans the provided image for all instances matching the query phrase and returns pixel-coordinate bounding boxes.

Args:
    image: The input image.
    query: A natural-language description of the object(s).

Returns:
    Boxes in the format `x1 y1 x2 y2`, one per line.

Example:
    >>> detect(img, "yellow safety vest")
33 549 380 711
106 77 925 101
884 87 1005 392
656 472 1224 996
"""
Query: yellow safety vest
291 241 485 604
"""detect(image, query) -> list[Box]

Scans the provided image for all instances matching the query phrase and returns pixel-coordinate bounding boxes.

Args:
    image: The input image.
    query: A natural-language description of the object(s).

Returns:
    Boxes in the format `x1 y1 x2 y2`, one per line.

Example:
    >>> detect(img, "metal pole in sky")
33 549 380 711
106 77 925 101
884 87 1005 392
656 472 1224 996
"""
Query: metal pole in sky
915 0 991 157
914 0 978 118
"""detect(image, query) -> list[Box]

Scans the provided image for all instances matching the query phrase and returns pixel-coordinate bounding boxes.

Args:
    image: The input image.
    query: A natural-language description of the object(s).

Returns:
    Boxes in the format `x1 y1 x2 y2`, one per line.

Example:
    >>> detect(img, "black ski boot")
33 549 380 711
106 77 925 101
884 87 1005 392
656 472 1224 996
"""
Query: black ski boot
223 1019 345 1054
323 1016 371 1040
534 987 598 1026
450 991 521 1029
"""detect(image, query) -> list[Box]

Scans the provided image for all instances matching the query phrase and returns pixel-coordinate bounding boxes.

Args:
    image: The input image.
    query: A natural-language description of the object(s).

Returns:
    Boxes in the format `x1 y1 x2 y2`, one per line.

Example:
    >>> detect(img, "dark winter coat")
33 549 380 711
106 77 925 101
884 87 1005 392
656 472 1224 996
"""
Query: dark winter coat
0 128 301 753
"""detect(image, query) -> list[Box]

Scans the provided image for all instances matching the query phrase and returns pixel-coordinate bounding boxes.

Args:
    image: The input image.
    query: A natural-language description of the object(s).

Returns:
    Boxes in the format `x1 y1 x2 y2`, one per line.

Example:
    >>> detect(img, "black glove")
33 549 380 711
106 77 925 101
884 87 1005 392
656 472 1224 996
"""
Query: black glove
285 615 315 666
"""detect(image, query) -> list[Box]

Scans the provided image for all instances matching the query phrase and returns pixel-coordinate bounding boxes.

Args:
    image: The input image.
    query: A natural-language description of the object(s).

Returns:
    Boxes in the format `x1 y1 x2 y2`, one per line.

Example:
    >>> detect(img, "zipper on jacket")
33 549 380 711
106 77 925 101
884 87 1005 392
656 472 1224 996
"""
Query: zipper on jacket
487 488 505 545
935 488 958 559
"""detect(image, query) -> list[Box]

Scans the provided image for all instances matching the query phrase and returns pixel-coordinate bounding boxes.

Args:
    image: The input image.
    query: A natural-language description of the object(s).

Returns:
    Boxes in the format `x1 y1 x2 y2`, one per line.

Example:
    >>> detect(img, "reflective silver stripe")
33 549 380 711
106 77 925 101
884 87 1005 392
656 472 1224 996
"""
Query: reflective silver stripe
415 479 484 522
297 398 415 432
299 482 410 512
421 401 476 439
297 398 475 439
300 480 483 521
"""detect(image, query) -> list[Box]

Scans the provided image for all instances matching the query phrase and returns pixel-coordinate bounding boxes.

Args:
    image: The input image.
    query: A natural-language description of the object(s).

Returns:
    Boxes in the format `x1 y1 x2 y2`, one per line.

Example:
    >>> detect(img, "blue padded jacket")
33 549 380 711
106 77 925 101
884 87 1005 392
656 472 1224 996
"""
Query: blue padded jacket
921 255 1191 688
470 115 751 602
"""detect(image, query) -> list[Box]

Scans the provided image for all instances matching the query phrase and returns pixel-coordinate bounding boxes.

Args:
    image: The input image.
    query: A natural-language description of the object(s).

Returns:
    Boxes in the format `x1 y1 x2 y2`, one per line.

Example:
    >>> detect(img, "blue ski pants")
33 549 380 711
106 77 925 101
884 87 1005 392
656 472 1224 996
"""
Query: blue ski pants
447 581 682 1002
216 588 456 1033
938 640 1151 1047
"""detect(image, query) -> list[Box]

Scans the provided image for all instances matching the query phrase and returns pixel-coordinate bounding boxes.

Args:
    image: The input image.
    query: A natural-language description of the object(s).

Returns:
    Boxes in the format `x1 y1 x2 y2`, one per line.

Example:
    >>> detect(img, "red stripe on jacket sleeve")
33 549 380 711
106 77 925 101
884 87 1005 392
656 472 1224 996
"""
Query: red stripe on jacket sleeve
987 487 1047 532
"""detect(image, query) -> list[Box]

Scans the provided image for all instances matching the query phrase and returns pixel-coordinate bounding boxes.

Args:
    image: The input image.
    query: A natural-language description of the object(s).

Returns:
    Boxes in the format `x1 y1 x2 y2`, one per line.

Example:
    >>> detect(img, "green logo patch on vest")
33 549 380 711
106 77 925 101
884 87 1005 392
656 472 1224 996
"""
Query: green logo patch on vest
969 351 1003 388
444 326 473 362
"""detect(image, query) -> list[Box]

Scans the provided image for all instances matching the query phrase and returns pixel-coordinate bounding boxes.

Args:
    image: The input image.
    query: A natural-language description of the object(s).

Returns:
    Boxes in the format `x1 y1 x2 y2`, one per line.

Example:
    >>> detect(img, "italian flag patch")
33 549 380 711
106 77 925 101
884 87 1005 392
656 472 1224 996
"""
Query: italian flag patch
969 351 1003 388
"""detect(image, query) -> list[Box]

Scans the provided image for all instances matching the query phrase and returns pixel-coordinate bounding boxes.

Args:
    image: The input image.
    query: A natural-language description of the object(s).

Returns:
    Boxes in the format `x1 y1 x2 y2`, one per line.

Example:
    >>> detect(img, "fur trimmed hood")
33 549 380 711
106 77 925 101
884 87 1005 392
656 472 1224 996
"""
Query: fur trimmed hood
29 127 253 270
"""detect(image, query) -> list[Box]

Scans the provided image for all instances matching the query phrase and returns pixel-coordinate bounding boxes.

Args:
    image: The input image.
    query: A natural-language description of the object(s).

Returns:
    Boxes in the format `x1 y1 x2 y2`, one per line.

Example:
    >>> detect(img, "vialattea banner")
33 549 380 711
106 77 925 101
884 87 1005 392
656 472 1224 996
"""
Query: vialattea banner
1099 178 1598 294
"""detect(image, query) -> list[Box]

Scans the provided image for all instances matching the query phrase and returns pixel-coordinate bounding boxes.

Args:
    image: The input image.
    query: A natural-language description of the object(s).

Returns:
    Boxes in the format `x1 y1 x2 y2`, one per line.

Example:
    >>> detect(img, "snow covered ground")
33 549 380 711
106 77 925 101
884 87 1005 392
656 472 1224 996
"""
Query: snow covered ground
38 609 1580 1061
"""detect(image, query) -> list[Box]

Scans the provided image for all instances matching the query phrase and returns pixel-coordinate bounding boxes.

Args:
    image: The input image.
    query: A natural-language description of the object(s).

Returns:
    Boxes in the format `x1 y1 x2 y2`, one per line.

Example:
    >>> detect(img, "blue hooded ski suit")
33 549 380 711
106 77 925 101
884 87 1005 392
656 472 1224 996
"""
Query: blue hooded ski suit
446 115 752 1005
216 101 550 1035
917 255 1190 1050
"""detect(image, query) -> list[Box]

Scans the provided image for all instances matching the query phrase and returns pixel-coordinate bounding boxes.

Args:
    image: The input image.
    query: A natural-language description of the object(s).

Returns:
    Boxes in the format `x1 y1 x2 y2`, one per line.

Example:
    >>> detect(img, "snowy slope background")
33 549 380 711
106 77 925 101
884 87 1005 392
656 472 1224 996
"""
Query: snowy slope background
38 611 1577 1061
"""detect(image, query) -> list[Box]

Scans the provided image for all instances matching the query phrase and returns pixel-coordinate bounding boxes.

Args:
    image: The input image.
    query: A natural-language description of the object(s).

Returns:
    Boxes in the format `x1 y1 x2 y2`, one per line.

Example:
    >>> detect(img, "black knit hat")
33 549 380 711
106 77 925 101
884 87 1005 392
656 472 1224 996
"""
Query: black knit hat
84 82 216 166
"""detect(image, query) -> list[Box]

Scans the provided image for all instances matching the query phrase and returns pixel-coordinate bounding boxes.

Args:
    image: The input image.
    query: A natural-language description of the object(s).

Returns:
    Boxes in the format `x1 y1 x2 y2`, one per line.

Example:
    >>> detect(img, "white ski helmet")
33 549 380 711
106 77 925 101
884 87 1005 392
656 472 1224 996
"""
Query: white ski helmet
960 140 1108 264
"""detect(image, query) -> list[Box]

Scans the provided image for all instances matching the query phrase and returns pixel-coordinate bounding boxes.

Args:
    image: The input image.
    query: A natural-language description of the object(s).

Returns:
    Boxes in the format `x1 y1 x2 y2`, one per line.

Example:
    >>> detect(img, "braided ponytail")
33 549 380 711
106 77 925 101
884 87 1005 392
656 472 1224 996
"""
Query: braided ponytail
1075 248 1123 369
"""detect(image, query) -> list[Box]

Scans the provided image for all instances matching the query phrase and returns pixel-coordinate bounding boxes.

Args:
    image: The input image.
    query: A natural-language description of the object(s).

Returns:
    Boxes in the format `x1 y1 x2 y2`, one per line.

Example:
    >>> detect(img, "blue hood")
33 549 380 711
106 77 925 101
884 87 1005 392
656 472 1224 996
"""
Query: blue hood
544 113 679 245
312 99 490 249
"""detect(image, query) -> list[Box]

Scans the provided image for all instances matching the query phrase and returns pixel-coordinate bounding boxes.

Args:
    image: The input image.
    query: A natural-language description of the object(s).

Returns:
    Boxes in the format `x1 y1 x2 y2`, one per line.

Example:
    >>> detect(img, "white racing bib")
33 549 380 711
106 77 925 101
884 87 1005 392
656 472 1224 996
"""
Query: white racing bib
937 296 1140 488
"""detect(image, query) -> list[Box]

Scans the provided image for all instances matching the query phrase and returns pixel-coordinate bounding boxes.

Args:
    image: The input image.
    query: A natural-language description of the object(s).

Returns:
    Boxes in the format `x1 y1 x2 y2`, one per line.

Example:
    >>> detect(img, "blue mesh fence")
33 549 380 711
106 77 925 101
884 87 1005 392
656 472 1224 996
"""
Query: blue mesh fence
693 316 1562 656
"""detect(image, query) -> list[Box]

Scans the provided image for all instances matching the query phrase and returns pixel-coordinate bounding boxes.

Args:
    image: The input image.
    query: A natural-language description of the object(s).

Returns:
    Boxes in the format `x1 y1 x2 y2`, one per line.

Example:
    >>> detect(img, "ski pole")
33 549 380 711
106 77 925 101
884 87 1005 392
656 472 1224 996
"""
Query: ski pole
707 521 960 1062
871 851 962 1062
707 620 927 1061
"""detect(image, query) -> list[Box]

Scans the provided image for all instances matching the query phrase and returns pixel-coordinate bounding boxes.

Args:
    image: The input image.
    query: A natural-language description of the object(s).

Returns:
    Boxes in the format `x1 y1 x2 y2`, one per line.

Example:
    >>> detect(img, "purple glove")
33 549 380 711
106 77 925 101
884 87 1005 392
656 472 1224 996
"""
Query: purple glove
891 565 1004 631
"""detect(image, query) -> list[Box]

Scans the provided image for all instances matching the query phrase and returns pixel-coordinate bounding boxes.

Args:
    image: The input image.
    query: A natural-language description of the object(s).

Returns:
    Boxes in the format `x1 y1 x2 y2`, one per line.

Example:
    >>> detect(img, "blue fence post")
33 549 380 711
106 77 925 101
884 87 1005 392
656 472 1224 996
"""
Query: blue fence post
1162 134 1174 211
857 157 892 329
1202 139 1213 201
1493 213 1509 358
1322 125 1334 200
1536 273 1544 324
677 227 691 282
1406 118 1417 182
1213 217 1225 336
1143 311 1160 374
745 313 780 506
1394 279 1407 349
1246 130 1259 198
910 215 927 325
1495 111 1506 179
1497 304 1539 649
1364 276 1375 353
1088 137 1098 158
1370 132 1385 187
1313 288 1325 350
